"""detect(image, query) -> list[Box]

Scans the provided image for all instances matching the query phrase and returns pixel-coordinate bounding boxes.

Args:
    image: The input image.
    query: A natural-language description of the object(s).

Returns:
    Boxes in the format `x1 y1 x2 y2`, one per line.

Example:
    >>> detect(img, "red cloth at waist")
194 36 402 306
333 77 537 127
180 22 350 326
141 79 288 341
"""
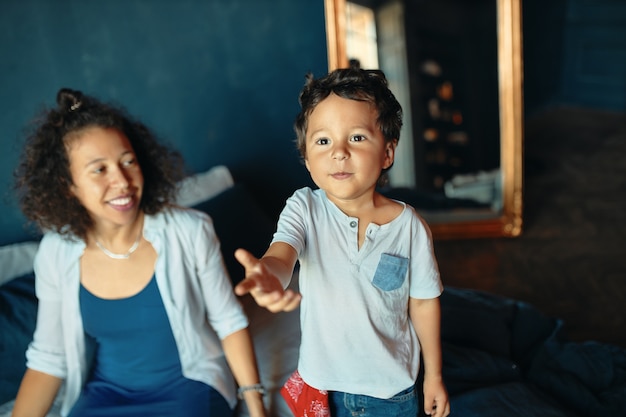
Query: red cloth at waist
280 370 330 417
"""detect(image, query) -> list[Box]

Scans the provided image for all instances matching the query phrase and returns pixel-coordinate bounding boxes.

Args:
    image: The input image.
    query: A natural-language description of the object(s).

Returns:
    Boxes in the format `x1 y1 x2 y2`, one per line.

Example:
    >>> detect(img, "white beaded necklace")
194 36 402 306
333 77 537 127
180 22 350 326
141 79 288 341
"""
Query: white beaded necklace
95 231 142 260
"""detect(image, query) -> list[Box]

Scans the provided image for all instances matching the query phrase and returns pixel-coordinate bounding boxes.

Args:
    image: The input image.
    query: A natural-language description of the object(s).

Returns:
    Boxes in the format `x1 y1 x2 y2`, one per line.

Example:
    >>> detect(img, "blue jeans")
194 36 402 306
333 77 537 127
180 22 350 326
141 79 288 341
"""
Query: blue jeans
328 385 418 417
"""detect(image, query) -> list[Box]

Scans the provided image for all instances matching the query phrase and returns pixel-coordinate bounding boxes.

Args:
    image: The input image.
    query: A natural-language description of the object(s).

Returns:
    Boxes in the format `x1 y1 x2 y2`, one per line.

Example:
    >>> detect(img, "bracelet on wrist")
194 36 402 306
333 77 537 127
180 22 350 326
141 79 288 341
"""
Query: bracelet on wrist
237 383 266 400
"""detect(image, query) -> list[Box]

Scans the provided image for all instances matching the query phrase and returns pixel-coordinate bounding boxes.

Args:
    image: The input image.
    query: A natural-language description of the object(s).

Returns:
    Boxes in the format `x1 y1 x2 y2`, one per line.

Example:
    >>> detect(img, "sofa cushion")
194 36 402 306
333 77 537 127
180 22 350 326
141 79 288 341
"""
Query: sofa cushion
175 165 234 207
0 241 39 286
450 381 578 417
440 287 517 358
527 335 626 417
0 273 38 404
510 300 560 366
442 343 522 396
192 185 275 285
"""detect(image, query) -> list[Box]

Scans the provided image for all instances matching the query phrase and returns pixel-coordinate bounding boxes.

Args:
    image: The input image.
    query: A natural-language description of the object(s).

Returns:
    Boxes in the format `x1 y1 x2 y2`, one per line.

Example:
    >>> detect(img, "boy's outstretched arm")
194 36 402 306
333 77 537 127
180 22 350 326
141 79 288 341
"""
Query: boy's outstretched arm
234 242 301 313
410 297 451 417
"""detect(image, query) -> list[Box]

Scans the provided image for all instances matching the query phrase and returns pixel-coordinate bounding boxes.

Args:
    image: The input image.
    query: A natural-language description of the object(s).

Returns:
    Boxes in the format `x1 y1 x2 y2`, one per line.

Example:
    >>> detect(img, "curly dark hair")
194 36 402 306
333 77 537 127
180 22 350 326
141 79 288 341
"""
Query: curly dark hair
14 88 185 241
294 67 403 161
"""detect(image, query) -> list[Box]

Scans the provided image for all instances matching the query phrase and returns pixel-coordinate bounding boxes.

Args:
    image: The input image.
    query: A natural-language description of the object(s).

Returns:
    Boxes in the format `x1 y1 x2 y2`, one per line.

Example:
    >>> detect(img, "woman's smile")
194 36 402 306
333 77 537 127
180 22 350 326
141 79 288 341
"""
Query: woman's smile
107 195 136 211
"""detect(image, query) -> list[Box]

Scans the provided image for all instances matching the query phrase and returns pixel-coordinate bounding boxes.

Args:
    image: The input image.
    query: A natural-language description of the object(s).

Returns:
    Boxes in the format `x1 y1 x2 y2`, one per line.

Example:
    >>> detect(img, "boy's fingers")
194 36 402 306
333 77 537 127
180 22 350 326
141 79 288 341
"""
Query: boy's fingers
233 248 264 295
426 399 449 417
234 277 259 296
282 291 302 312
265 290 302 313
424 398 434 416
233 247 301 312
234 248 257 270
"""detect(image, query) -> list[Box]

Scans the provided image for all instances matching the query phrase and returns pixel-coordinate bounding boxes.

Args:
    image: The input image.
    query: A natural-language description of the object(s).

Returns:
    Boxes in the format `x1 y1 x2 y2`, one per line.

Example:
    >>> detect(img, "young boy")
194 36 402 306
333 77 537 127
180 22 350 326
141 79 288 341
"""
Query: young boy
235 68 450 417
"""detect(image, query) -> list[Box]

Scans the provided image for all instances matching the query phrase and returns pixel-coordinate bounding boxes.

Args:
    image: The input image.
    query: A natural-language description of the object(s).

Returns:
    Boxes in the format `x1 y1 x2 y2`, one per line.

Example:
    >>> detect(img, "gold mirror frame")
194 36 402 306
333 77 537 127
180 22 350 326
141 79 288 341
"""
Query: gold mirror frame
324 0 523 239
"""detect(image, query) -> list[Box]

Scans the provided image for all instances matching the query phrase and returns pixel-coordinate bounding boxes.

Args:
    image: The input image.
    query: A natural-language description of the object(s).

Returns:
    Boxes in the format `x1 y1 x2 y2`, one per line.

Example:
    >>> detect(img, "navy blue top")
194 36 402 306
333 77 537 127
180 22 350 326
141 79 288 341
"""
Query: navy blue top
80 275 181 390
71 275 231 417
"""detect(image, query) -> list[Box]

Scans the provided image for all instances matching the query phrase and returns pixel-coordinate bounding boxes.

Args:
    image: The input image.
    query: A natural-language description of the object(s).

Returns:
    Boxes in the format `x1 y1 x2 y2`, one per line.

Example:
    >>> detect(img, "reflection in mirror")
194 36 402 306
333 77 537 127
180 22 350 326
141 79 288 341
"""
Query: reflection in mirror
325 0 523 239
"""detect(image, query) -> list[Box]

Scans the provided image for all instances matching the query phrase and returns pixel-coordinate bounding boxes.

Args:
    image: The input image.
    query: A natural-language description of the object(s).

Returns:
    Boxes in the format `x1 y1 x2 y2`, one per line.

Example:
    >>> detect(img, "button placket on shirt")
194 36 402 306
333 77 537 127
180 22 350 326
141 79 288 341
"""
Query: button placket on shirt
347 218 360 268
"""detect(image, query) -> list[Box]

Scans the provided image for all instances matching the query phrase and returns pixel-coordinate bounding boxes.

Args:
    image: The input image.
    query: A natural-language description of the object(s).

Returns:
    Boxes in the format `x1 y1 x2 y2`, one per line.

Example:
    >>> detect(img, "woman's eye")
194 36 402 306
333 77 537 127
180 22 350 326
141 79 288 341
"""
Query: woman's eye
92 166 105 174
122 158 136 167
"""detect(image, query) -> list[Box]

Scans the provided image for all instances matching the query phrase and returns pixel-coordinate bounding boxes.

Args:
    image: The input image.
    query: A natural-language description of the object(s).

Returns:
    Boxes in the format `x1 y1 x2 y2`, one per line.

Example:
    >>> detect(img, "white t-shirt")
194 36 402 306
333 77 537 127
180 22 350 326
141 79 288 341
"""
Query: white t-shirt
272 187 443 398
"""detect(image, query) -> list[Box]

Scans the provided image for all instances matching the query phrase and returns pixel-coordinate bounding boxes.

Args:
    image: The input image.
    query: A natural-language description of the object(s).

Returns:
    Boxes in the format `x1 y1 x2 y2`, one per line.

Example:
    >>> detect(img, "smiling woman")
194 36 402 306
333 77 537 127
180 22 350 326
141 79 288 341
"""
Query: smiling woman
324 0 524 239
11 88 268 417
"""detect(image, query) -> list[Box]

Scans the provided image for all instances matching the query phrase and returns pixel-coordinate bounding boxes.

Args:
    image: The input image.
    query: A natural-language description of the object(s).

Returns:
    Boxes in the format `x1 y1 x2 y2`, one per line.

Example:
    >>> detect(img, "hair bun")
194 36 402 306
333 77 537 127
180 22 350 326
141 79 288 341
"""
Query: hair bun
56 88 84 113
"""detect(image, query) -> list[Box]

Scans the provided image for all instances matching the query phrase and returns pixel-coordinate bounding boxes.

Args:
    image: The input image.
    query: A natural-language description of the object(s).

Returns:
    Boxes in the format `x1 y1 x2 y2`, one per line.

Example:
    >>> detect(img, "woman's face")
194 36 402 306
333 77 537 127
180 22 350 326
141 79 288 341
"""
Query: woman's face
67 126 144 229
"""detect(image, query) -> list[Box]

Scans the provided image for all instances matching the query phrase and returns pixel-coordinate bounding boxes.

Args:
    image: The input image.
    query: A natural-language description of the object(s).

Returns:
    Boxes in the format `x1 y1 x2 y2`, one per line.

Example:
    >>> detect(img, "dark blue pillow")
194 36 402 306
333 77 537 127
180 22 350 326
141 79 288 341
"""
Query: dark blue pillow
441 287 517 358
450 381 574 417
442 342 522 396
510 300 559 367
0 272 37 404
192 185 276 285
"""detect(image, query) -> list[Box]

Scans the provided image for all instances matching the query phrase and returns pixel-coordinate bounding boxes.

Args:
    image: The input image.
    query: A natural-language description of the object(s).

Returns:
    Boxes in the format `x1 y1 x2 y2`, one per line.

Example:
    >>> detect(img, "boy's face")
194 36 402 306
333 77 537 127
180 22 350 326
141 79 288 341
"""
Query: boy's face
304 93 395 207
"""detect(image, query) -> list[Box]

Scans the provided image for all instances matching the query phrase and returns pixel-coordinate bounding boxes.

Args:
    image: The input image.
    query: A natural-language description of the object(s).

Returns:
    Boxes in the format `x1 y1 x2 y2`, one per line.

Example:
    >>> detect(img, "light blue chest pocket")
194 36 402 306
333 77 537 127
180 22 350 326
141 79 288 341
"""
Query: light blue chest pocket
372 253 409 291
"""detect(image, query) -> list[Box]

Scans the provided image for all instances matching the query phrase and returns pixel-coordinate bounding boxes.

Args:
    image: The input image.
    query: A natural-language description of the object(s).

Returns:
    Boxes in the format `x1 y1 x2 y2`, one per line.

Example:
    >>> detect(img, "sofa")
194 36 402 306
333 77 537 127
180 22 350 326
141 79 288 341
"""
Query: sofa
1 166 625 417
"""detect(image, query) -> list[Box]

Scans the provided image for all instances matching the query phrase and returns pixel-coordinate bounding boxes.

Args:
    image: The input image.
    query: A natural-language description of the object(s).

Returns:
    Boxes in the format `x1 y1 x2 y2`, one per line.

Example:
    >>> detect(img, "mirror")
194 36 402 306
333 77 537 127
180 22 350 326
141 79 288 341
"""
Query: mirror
324 0 523 239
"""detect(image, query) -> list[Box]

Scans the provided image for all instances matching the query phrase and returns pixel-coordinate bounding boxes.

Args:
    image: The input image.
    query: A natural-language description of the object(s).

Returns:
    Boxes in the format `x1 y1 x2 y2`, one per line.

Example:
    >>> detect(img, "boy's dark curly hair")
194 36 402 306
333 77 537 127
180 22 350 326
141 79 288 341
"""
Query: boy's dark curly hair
14 88 185 241
294 67 403 160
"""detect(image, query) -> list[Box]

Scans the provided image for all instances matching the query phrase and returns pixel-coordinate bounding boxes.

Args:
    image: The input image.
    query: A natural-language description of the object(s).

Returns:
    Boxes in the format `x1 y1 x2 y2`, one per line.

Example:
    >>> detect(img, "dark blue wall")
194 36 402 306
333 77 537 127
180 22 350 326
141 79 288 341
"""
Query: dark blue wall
559 0 626 111
522 0 568 117
0 0 326 246
523 0 626 116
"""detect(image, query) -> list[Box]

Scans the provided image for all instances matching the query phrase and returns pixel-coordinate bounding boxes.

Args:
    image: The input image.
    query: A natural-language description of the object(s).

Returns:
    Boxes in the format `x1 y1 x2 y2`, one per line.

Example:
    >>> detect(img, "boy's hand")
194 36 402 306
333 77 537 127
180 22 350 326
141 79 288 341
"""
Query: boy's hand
234 248 301 312
423 376 450 417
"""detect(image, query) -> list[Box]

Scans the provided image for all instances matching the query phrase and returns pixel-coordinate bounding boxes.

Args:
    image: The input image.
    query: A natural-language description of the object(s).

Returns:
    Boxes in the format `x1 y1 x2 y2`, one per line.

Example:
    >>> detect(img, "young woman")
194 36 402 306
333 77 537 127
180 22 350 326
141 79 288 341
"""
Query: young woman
12 88 266 417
